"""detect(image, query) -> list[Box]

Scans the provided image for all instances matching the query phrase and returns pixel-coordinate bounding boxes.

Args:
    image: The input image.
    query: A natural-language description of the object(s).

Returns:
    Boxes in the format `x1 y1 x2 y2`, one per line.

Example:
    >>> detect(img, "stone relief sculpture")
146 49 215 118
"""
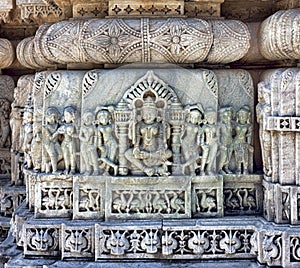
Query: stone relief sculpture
256 82 272 177
79 112 99 176
218 107 234 175
0 98 11 148
200 108 218 176
233 106 253 175
22 94 34 169
181 106 203 176
96 107 118 176
58 106 77 175
42 107 62 174
125 94 172 177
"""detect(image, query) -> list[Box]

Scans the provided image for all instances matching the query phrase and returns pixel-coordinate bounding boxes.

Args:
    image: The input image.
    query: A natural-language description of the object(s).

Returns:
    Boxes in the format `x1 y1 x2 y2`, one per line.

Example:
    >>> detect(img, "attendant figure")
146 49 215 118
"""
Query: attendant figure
233 106 253 174
200 108 218 175
218 107 234 175
57 106 77 175
43 107 62 174
181 108 202 175
96 108 118 175
79 111 99 175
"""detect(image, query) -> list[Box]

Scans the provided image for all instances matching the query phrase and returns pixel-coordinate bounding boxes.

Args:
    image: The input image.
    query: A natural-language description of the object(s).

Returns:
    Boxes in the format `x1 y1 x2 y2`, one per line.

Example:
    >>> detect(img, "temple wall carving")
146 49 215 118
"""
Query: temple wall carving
1 1 300 268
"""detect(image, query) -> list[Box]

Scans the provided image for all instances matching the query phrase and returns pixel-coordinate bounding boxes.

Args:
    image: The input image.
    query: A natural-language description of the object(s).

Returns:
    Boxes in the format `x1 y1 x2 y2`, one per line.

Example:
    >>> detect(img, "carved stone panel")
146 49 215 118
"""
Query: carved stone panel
73 176 106 220
106 177 191 220
192 176 223 217
35 174 73 218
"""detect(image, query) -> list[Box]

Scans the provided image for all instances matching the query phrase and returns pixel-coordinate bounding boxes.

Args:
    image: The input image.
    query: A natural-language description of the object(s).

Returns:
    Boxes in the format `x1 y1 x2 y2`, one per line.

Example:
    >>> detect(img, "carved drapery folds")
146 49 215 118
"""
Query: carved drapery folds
16 18 250 68
259 9 300 61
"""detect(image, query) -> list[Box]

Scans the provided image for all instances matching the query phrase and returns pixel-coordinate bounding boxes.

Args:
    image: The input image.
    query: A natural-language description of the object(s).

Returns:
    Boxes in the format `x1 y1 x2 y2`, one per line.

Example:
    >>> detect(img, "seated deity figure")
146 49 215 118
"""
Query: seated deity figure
56 106 77 175
0 99 11 148
96 108 118 175
218 107 234 175
200 108 218 176
43 107 62 174
79 111 99 175
125 95 172 177
233 106 253 175
181 107 203 175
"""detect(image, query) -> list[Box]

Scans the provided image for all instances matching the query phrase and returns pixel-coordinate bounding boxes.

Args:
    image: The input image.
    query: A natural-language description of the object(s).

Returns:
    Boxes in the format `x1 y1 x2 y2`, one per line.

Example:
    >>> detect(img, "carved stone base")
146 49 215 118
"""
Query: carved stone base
10 214 300 267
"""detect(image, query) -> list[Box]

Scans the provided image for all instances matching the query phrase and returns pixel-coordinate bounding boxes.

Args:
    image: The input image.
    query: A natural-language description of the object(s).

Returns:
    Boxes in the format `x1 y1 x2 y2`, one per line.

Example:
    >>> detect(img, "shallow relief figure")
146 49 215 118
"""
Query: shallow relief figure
218 107 234 175
200 108 218 176
233 106 253 175
42 107 62 174
22 94 34 169
57 106 77 175
96 107 118 176
79 111 99 176
256 82 272 177
181 106 203 176
0 98 11 148
125 94 172 177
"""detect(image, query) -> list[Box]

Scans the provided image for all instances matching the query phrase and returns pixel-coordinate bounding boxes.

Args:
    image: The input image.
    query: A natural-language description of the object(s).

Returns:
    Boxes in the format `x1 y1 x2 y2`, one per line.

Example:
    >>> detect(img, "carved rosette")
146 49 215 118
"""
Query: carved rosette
16 18 251 67
0 38 15 69
259 9 300 61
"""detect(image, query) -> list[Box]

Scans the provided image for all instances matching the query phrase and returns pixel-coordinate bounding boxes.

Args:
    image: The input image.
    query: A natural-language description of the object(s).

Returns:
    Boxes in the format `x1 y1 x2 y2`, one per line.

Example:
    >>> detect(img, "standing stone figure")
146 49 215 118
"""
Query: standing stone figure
96 108 118 175
0 99 11 148
31 122 42 172
181 108 202 175
43 107 62 174
125 95 172 176
256 82 272 176
233 106 253 175
57 106 77 175
200 108 218 176
22 98 34 169
218 107 234 175
79 111 99 175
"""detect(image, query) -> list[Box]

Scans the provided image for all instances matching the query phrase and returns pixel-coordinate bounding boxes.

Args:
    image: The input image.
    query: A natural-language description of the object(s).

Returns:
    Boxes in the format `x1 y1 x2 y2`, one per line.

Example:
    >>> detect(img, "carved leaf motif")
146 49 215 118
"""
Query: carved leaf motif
187 231 209 254
82 71 98 97
162 231 178 255
219 230 241 255
44 72 62 98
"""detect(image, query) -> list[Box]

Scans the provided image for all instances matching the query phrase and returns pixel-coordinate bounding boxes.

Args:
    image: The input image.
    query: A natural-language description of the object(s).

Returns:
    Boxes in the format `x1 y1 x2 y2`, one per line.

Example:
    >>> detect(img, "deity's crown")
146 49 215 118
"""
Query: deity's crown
142 96 157 110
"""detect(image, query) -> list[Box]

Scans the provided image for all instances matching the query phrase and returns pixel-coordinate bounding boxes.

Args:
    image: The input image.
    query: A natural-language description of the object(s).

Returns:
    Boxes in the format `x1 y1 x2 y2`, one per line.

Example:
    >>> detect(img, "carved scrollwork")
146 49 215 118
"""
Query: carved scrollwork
26 227 59 252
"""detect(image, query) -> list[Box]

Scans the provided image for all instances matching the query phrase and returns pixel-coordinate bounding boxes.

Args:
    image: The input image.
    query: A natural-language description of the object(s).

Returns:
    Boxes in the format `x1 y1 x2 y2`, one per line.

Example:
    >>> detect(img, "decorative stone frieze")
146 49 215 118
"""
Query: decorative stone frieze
16 18 250 68
108 0 185 17
259 9 300 61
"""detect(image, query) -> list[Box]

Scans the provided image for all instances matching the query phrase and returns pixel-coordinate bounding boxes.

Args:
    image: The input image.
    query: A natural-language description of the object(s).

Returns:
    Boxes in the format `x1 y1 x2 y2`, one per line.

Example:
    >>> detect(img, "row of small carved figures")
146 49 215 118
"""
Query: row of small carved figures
21 104 253 177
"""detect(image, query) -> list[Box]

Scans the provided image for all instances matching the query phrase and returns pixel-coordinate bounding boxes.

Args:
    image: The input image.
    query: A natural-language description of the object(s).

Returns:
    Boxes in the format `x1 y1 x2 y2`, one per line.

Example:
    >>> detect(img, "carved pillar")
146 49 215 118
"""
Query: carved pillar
259 68 300 224
114 99 131 176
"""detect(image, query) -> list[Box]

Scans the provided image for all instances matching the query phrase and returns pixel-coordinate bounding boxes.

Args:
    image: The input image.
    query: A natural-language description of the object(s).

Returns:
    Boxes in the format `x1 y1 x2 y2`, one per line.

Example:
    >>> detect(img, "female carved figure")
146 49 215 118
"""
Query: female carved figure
200 108 218 176
22 107 34 169
233 106 253 175
181 108 202 175
0 99 11 148
256 82 272 176
31 123 42 172
57 106 77 175
43 107 62 174
125 95 172 177
96 108 118 175
79 111 99 175
218 107 234 175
